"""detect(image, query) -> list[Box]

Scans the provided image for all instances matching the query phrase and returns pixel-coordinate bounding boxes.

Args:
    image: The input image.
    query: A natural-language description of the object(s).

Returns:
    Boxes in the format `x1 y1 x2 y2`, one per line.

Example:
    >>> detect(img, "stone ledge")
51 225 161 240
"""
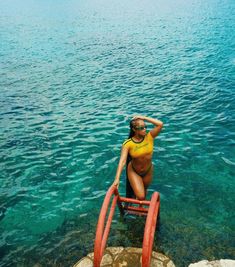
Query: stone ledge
73 246 175 267
188 259 235 267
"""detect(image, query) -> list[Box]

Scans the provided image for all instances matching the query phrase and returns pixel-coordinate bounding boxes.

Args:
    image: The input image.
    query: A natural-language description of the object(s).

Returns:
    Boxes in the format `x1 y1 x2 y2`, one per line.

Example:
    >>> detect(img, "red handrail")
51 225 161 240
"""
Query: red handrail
94 185 160 267
94 185 121 267
142 192 160 267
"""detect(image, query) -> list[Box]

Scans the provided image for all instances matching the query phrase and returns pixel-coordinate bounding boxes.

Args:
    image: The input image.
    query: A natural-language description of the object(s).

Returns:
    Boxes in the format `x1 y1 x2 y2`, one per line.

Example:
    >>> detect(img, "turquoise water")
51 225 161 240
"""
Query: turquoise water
0 0 235 266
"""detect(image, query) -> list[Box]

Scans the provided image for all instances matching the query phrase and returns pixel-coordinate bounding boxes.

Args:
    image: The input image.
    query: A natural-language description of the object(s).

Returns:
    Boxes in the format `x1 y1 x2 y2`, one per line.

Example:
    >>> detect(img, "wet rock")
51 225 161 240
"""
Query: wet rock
188 259 235 267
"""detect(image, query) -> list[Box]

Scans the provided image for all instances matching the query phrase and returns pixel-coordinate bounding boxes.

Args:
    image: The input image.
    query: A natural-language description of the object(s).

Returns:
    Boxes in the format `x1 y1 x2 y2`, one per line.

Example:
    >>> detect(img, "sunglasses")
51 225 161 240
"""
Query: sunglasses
134 125 147 130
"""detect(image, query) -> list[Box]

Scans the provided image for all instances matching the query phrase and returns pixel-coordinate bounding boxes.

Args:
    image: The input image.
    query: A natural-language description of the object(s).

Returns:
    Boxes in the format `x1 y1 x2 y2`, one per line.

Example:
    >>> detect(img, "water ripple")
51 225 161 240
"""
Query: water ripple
0 0 234 266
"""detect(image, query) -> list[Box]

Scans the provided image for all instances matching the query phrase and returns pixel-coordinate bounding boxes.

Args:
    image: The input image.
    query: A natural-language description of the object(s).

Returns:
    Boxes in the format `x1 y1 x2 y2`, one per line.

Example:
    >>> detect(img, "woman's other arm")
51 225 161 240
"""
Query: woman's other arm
112 146 129 188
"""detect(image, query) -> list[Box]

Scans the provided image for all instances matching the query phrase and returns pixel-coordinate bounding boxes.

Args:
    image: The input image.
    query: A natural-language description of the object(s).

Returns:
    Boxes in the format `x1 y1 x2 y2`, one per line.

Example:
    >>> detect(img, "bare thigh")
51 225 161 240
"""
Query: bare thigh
142 164 153 189
127 163 153 200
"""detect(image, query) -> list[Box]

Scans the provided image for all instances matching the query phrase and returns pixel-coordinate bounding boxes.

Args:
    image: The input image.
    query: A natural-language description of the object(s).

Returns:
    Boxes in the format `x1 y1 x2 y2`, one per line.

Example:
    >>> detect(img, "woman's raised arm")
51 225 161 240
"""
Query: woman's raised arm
132 115 163 138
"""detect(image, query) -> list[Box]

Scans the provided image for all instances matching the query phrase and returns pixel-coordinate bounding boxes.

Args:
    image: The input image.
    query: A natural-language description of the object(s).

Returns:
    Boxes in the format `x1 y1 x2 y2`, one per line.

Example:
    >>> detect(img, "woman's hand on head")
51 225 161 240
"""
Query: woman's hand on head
132 115 145 120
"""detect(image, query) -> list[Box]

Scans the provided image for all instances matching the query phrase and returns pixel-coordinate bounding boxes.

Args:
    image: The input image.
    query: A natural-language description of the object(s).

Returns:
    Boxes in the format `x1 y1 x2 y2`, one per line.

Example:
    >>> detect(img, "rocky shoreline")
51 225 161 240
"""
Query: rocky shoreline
189 260 235 267
73 246 235 267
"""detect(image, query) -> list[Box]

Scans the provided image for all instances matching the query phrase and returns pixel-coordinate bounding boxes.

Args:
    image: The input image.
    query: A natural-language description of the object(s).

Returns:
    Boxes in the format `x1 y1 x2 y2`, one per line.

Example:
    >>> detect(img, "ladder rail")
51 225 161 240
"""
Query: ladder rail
94 185 160 267
142 192 160 267
94 185 120 267
101 194 118 255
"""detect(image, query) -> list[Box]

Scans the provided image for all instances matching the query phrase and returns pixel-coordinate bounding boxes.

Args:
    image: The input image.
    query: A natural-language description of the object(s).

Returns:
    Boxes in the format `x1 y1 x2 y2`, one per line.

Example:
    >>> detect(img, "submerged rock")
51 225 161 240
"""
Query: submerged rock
189 259 235 267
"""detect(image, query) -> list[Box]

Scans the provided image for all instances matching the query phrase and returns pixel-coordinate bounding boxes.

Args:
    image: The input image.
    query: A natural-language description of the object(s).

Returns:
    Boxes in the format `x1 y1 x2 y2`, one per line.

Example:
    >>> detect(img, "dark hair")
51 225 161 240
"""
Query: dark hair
128 119 137 138
126 119 137 198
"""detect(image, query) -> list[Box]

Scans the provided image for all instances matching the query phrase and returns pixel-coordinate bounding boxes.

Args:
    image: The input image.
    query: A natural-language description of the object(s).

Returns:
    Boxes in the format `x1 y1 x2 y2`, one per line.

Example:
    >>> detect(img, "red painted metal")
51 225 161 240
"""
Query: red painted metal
123 205 148 214
101 194 118 254
119 196 150 206
142 192 160 267
94 185 160 267
94 185 119 267
119 196 150 216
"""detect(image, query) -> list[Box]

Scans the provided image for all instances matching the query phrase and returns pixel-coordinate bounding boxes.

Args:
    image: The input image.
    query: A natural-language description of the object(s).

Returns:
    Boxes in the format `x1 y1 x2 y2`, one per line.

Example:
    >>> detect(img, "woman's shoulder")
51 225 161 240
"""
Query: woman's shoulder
122 138 132 146
147 131 154 140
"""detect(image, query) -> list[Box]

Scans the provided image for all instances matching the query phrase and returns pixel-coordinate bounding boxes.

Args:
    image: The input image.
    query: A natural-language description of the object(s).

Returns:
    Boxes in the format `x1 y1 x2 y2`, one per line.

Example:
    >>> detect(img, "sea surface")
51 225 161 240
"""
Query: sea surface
0 0 235 266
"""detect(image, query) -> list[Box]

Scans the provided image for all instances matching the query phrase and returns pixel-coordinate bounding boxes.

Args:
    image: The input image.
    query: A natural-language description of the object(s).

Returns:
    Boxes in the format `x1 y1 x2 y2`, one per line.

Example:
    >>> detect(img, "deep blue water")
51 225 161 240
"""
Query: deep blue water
0 0 235 266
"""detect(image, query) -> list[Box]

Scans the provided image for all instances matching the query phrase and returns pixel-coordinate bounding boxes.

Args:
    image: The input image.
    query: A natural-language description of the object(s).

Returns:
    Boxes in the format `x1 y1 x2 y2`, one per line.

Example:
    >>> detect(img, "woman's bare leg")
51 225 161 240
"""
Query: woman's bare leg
127 162 145 200
142 165 153 198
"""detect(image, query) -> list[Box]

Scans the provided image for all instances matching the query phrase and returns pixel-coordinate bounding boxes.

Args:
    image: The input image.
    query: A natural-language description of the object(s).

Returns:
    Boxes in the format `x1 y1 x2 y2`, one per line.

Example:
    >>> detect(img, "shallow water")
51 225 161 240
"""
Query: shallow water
0 0 235 266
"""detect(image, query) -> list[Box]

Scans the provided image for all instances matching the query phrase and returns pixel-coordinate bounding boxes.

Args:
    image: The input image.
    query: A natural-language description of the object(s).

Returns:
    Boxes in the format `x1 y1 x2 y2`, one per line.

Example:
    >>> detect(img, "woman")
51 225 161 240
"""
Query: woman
113 115 163 200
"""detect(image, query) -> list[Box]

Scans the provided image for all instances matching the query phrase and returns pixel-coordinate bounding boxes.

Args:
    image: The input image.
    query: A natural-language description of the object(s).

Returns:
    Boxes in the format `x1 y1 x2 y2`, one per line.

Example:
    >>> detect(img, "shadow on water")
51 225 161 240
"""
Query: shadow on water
0 215 97 267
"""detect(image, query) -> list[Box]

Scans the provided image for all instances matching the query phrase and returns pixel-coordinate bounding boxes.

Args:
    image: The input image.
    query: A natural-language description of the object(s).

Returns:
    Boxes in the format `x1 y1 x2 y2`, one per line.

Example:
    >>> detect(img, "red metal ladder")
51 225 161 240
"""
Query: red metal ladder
94 185 160 267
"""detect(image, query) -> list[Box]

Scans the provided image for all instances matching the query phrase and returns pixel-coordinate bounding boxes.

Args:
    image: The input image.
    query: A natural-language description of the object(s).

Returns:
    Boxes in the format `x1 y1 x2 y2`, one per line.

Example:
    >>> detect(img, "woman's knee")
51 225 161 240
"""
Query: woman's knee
135 191 145 200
